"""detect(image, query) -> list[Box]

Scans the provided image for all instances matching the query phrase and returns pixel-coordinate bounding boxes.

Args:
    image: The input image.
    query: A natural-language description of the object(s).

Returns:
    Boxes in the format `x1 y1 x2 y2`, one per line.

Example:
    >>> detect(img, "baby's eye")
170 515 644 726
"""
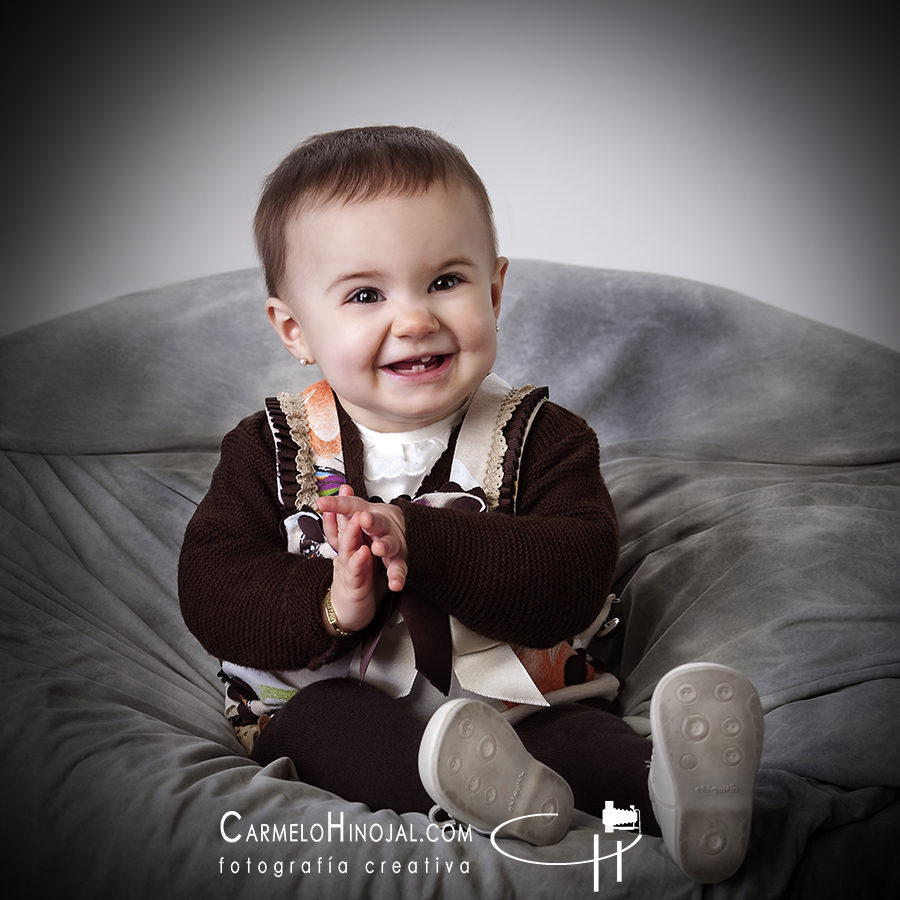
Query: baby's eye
429 274 462 293
349 288 381 305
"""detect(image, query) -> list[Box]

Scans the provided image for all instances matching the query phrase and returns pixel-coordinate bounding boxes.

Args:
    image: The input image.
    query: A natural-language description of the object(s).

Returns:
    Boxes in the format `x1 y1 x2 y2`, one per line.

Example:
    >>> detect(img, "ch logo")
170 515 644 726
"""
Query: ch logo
601 800 640 833
489 802 642 887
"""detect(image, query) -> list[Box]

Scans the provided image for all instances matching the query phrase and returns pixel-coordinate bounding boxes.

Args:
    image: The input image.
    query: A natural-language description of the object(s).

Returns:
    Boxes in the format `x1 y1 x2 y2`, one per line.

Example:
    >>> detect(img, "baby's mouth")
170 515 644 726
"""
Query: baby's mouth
386 355 446 374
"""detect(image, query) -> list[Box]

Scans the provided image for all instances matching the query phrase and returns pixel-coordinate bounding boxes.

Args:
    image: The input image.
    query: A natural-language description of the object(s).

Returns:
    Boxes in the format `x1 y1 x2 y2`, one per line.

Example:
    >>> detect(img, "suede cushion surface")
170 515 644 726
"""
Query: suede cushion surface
2 260 898 899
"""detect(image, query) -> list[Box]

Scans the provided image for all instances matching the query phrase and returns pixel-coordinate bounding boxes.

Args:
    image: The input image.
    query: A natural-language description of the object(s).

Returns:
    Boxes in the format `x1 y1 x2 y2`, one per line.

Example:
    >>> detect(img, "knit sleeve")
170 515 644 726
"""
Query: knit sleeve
178 411 347 671
396 402 618 648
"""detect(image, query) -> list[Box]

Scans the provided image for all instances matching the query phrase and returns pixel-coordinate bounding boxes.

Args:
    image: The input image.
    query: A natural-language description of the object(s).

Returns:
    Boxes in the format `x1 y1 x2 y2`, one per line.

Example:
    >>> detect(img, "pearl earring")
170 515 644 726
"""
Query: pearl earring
496 324 500 333
299 358 309 367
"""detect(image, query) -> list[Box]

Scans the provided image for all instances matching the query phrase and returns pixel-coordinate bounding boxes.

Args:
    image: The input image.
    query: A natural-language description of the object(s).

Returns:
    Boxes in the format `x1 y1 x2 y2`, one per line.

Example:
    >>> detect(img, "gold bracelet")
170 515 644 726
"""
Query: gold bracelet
324 589 354 637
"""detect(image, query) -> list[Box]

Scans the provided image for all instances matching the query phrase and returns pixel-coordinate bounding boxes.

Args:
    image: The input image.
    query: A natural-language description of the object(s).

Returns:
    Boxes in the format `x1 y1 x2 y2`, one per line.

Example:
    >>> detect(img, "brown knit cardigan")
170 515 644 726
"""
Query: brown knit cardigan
178 390 619 676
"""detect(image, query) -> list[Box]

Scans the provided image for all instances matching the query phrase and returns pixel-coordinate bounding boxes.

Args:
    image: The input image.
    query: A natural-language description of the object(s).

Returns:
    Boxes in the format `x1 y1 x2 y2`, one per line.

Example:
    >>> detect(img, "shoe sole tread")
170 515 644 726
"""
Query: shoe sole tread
650 663 763 883
419 699 572 846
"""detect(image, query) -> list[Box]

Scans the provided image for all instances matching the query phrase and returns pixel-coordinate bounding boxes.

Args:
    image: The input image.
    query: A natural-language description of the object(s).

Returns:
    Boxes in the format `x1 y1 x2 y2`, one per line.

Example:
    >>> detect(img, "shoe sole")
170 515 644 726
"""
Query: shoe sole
650 663 763 882
418 699 573 846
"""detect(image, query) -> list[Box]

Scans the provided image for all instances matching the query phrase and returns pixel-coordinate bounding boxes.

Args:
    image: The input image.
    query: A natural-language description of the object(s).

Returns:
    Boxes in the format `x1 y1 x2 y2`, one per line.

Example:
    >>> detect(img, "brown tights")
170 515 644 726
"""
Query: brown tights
251 679 659 836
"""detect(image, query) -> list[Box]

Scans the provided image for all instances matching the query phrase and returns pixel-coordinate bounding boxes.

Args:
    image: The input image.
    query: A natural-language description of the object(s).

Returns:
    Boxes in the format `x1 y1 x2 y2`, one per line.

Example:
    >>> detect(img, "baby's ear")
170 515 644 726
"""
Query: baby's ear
491 256 509 317
265 297 314 364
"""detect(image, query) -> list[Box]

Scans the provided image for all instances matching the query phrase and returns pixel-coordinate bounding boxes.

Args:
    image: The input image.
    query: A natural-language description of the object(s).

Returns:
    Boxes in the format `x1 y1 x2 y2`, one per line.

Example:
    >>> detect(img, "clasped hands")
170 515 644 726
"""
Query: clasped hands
318 484 407 635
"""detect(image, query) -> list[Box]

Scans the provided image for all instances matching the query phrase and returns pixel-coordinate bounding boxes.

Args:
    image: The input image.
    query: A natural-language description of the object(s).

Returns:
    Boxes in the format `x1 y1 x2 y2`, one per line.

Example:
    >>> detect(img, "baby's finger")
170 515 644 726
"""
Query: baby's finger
344 543 373 582
359 508 404 542
370 534 403 560
318 494 368 518
337 512 365 559
383 556 408 593
322 510 339 551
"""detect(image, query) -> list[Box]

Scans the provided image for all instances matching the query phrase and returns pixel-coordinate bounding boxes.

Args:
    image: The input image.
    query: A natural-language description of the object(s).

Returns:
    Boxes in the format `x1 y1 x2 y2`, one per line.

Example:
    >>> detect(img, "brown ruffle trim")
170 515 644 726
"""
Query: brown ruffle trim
265 396 303 516
496 387 549 515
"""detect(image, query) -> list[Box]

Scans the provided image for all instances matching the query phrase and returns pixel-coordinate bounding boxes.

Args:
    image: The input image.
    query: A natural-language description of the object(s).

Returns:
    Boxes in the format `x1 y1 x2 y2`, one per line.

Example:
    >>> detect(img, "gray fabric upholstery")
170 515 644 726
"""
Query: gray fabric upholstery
2 260 898 899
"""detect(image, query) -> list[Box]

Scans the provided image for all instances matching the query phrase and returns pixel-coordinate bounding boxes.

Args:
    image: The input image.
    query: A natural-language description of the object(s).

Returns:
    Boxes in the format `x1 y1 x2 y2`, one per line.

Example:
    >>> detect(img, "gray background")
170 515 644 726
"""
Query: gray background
3 0 898 350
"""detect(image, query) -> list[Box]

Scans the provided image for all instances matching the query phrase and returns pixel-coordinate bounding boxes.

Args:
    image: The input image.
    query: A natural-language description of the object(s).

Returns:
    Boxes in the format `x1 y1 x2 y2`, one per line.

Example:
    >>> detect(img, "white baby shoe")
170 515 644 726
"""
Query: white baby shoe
418 698 573 846
648 662 763 883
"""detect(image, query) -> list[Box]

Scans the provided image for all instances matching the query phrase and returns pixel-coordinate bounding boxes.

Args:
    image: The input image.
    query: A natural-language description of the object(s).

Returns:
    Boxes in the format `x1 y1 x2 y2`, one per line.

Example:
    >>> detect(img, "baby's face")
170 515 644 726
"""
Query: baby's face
271 185 506 432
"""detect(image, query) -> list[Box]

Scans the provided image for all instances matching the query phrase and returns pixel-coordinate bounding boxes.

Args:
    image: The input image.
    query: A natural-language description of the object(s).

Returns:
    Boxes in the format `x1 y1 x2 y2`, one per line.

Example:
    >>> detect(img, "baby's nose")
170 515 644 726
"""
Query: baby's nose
391 302 439 338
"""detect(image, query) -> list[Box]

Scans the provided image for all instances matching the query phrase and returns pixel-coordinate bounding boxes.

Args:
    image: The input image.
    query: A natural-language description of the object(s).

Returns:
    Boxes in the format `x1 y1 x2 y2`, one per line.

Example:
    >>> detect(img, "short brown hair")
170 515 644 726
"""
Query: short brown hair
254 125 497 298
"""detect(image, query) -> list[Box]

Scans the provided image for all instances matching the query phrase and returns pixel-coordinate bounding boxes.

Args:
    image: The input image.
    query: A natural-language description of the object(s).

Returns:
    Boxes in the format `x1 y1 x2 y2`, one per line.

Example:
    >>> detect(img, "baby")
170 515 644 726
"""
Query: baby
179 125 762 883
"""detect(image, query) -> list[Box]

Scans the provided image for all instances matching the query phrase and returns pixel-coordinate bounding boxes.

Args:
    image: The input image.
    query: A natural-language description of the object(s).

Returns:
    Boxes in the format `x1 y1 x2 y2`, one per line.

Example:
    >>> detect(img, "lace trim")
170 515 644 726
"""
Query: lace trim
276 390 319 510
484 384 535 509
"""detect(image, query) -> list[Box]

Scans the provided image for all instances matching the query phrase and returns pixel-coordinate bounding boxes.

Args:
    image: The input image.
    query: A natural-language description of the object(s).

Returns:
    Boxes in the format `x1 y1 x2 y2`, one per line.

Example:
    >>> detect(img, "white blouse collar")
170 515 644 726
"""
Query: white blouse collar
354 404 469 498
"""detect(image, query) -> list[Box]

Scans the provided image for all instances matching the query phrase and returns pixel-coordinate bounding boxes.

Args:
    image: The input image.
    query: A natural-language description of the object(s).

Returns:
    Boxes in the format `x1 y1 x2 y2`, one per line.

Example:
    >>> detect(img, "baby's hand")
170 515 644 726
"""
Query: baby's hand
319 488 408 593
321 485 384 634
